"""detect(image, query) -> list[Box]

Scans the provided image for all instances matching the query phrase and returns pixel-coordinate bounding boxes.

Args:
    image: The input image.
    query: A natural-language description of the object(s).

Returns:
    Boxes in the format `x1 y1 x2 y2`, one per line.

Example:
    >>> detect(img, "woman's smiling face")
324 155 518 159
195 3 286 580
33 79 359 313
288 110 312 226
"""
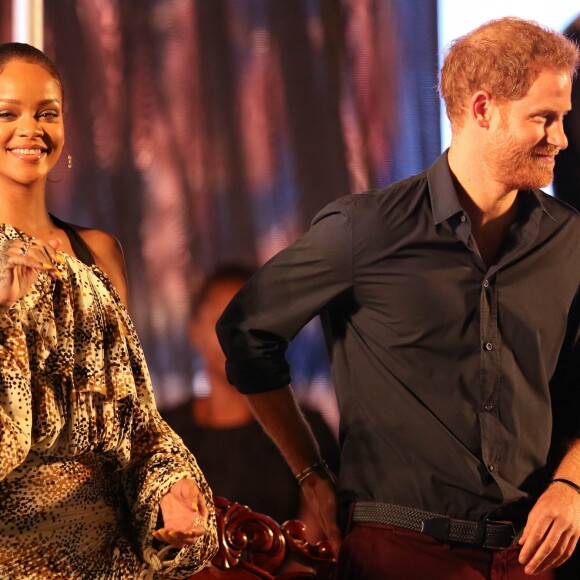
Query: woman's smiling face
0 59 64 189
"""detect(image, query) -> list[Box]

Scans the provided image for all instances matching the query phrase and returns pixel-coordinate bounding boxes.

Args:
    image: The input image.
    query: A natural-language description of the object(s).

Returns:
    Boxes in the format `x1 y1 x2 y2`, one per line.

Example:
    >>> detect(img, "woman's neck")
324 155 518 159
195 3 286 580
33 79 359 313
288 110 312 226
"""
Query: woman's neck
0 179 50 230
0 198 53 234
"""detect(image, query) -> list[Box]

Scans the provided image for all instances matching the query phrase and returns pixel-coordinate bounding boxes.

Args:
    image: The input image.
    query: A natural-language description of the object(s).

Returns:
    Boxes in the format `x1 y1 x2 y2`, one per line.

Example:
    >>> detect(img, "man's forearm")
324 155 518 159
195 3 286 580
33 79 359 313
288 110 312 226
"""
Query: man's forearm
245 385 324 475
245 385 342 549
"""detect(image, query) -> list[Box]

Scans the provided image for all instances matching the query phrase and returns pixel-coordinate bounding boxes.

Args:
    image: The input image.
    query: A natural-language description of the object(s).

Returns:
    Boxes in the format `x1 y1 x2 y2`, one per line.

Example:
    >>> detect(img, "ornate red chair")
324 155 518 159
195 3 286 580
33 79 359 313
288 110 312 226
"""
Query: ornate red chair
195 496 337 579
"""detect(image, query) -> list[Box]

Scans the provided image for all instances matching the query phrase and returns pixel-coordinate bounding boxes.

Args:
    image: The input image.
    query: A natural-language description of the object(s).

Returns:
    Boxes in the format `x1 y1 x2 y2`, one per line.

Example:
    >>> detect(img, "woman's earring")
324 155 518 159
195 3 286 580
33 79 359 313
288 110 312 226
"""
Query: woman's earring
48 153 73 183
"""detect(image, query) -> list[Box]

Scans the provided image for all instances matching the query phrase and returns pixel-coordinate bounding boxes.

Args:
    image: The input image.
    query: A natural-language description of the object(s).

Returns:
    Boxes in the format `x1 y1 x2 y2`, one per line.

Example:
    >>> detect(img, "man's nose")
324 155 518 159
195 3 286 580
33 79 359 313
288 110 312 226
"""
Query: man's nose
547 119 568 150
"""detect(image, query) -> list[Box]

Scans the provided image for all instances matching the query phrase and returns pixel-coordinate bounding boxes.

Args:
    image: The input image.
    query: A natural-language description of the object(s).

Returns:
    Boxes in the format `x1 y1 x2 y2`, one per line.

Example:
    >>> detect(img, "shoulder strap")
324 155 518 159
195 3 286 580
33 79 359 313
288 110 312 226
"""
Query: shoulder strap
49 214 96 266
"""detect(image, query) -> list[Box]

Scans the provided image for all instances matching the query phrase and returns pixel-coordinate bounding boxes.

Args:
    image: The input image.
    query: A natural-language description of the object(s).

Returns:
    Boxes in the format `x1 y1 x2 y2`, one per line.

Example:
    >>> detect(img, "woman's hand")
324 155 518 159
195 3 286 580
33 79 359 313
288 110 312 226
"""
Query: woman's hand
0 237 62 313
154 478 209 548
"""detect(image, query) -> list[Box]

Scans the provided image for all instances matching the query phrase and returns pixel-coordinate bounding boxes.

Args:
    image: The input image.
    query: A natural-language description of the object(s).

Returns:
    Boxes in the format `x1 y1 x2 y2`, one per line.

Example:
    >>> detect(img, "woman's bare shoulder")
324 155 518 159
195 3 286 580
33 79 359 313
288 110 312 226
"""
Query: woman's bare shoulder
70 225 129 306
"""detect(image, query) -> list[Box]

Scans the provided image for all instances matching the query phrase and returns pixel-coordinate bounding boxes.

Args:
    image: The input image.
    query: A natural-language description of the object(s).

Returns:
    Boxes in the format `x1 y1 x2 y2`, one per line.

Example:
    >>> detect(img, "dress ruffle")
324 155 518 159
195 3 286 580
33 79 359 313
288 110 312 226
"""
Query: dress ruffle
0 223 217 578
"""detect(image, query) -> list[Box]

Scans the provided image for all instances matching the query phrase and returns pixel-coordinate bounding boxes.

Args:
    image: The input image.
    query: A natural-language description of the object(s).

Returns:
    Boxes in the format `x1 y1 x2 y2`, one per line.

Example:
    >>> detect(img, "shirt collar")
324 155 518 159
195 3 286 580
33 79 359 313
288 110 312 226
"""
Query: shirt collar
526 188 558 222
426 149 557 225
427 150 463 226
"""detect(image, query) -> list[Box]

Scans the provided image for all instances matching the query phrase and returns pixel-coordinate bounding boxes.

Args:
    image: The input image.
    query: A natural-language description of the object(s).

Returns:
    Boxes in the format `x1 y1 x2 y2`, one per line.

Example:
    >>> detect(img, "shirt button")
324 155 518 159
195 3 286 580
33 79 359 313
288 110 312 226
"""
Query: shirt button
484 342 493 351
460 214 467 222
483 404 495 412
483 279 489 288
488 464 495 472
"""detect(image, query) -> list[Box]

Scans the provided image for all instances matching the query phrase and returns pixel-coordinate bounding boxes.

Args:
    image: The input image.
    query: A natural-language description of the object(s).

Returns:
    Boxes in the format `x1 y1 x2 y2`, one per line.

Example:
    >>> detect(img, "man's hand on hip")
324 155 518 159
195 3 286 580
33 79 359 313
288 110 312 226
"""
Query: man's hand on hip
301 472 341 554
518 482 580 574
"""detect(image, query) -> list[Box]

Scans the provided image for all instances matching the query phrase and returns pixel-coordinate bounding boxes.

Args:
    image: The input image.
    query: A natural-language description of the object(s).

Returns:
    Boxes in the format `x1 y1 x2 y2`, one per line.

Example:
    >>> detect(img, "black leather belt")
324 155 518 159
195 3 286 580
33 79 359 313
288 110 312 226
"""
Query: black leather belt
352 502 522 550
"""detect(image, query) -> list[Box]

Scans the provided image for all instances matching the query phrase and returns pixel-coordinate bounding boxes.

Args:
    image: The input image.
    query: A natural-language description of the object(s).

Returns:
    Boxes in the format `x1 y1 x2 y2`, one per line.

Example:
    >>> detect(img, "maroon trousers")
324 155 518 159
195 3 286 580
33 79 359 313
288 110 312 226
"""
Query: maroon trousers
336 523 555 580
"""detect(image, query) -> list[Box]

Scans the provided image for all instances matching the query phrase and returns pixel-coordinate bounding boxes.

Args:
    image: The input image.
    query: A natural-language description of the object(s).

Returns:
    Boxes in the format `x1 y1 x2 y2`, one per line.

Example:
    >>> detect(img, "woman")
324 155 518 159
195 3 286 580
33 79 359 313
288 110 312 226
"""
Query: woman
0 43 217 578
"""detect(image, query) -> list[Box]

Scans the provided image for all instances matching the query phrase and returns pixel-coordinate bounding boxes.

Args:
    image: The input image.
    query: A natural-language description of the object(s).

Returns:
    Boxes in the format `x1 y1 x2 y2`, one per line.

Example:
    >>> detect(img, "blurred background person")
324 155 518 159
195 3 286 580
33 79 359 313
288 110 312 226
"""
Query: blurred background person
161 264 340 534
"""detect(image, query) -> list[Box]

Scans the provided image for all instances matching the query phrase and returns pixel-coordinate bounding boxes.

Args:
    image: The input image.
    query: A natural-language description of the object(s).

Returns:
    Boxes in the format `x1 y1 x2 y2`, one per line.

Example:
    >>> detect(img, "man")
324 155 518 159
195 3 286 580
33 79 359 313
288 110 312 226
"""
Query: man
216 17 580 579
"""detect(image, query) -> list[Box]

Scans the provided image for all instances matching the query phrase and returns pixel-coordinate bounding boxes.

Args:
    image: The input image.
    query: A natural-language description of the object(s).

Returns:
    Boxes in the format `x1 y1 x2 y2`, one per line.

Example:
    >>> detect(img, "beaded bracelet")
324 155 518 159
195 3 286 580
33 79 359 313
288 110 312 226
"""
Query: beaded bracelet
294 460 334 486
550 478 580 495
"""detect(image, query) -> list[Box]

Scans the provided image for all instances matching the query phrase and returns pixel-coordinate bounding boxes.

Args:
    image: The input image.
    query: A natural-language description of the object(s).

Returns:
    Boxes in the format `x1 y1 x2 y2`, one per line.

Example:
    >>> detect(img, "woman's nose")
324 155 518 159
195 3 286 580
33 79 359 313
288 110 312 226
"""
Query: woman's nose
18 117 43 137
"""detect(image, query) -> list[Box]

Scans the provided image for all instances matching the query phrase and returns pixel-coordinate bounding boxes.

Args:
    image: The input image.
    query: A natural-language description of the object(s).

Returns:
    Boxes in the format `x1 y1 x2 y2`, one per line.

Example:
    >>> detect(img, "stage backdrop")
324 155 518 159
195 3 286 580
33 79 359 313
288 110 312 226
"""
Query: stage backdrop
38 0 440 411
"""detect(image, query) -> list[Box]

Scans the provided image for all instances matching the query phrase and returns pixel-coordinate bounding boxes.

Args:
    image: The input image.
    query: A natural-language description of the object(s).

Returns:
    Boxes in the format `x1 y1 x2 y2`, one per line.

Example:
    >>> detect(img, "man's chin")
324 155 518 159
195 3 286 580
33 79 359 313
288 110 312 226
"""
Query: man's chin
511 169 553 191
533 172 554 190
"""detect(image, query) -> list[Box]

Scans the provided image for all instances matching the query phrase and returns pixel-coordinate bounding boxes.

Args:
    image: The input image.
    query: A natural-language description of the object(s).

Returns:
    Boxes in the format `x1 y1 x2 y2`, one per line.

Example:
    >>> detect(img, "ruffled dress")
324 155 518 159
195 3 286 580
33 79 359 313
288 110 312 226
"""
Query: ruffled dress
0 223 218 579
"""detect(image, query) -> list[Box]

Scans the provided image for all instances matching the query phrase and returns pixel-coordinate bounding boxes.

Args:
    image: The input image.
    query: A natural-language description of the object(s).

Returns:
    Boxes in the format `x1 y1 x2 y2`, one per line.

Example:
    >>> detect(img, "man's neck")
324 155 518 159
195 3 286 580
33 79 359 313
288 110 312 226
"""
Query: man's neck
447 143 518 224
447 143 520 267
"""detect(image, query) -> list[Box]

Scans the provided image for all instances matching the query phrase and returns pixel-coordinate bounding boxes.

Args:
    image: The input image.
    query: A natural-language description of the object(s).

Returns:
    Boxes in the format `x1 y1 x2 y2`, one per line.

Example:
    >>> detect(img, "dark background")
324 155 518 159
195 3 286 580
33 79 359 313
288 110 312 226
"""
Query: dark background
3 0 442 413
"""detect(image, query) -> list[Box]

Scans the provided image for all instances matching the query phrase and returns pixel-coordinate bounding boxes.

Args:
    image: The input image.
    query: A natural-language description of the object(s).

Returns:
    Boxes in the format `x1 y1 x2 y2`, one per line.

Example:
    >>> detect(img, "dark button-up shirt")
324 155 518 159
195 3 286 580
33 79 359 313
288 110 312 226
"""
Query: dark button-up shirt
216 152 580 522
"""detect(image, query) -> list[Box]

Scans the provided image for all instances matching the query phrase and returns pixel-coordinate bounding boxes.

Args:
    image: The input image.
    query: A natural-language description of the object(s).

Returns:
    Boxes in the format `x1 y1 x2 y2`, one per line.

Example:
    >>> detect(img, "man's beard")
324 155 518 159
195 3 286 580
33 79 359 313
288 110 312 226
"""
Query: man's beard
487 130 559 191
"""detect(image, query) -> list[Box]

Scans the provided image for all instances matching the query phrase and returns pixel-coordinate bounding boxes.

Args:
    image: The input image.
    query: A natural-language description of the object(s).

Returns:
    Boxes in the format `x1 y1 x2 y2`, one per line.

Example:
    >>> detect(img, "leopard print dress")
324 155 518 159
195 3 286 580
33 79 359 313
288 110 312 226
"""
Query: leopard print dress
0 224 218 579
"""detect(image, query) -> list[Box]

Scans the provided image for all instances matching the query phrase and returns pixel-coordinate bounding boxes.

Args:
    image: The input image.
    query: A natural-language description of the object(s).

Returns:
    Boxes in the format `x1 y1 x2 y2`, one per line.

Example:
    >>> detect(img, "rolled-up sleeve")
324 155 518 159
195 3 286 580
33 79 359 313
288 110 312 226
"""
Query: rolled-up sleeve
216 198 355 394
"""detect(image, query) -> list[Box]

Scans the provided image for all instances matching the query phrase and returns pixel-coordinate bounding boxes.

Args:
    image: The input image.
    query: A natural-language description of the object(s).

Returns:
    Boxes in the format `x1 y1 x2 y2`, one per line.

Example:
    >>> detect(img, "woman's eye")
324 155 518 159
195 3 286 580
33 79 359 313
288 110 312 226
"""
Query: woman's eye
0 111 15 119
39 110 59 120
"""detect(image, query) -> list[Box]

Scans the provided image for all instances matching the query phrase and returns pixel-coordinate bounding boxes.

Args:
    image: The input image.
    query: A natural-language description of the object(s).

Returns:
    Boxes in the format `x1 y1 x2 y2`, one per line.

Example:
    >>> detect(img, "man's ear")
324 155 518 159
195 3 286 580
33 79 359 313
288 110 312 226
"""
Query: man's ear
470 91 493 128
